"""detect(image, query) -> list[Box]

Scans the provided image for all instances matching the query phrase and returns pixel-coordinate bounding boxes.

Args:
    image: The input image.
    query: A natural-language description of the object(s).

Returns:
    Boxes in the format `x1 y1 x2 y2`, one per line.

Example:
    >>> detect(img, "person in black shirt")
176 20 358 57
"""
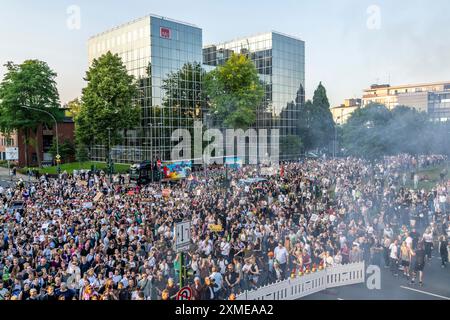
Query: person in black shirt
410 228 420 250
79 256 91 276
201 277 216 300
224 264 239 296
439 235 448 268
117 282 131 300
411 241 426 286
40 285 58 301
165 278 179 300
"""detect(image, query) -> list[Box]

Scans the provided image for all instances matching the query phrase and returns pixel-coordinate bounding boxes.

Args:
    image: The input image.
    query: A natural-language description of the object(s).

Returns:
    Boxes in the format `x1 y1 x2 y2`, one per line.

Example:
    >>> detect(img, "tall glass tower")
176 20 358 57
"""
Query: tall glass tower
88 15 204 163
203 32 306 160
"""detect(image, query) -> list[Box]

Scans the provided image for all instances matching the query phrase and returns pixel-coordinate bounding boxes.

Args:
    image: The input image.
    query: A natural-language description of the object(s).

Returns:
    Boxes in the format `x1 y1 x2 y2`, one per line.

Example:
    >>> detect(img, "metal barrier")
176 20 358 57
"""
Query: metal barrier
236 262 365 300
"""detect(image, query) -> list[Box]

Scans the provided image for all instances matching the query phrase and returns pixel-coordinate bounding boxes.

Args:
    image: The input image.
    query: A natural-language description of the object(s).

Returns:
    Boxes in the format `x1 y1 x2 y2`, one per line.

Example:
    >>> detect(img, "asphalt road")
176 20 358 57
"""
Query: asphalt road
302 253 450 300
0 167 36 188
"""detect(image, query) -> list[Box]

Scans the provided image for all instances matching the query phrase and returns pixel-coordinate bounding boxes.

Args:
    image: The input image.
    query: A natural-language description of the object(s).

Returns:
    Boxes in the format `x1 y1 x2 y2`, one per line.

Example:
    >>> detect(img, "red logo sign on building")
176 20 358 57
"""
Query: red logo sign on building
160 27 171 39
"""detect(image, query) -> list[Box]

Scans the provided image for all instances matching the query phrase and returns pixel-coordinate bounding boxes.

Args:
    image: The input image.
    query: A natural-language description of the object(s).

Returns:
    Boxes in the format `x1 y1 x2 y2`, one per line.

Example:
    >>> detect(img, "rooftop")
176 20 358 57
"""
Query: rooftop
89 14 200 40
365 81 450 91
203 30 304 48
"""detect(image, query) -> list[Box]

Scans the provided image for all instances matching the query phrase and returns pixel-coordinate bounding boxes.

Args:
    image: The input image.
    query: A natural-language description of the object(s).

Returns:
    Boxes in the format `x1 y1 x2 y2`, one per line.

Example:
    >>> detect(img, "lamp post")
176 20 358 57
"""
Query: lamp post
21 106 60 175
334 116 341 159
148 123 154 182
107 127 113 184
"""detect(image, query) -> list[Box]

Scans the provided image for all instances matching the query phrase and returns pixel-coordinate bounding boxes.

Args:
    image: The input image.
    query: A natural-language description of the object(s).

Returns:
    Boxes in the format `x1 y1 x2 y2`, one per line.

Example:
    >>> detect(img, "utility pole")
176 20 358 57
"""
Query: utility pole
223 156 229 210
107 127 113 184
334 116 341 159
149 123 154 183
179 252 184 289
20 106 60 175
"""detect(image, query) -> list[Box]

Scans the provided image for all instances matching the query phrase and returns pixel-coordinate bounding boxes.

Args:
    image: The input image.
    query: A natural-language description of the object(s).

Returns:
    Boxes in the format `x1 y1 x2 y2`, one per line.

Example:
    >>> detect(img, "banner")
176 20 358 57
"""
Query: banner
208 224 224 232
162 161 192 181
93 192 103 202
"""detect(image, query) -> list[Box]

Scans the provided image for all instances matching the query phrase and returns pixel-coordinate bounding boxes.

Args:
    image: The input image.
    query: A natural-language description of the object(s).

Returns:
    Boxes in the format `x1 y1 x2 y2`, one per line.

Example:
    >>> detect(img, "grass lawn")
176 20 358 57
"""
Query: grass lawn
327 161 449 200
404 162 449 191
20 162 131 175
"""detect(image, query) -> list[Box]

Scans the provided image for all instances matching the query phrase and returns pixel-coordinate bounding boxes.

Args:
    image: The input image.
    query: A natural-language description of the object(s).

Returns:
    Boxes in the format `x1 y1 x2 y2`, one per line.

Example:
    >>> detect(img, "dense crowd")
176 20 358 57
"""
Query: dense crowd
0 154 449 300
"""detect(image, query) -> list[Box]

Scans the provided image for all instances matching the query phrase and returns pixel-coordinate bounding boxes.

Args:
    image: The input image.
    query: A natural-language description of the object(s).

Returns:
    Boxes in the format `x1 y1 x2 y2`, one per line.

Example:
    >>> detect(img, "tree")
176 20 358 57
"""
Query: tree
0 60 62 167
387 106 429 155
161 62 206 125
75 143 90 163
204 53 264 129
297 82 335 152
311 82 335 150
66 98 82 120
49 139 75 164
76 51 140 159
298 100 315 151
159 62 208 159
280 135 303 159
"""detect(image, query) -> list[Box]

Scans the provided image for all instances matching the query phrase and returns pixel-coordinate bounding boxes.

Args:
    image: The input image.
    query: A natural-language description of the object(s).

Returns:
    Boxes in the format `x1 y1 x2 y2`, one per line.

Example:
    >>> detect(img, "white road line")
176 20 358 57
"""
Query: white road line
400 286 450 300
337 298 344 300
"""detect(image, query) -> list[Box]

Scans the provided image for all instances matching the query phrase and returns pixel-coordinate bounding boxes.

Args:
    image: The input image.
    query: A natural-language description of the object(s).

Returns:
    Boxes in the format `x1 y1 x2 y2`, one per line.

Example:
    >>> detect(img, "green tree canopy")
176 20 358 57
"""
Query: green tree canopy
342 103 392 159
161 62 206 127
204 53 264 129
66 98 82 120
0 60 62 167
298 82 335 151
49 139 75 164
340 103 445 159
76 51 140 154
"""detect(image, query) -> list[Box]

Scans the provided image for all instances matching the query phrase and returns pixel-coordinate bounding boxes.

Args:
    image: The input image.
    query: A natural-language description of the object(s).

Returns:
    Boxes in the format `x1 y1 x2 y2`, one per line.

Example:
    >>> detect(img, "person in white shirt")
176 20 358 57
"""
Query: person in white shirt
389 240 399 276
220 239 231 259
274 242 288 278
405 233 413 249
423 228 434 261
209 267 223 296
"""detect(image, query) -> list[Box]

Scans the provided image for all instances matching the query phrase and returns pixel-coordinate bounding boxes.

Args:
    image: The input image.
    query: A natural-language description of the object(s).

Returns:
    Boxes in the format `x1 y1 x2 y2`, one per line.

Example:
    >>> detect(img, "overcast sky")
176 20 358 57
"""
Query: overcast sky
1 0 449 106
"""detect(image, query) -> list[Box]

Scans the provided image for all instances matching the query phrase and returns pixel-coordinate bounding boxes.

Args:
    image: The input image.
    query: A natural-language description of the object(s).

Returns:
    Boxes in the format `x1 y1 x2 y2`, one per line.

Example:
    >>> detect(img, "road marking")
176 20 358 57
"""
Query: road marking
400 286 450 300
337 298 344 300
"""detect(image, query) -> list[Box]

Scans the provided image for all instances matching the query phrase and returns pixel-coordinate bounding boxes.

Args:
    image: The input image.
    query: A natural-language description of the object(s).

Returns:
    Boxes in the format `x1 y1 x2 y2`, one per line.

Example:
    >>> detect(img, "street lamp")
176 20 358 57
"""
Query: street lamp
147 123 154 182
107 127 113 184
20 106 60 175
334 116 341 159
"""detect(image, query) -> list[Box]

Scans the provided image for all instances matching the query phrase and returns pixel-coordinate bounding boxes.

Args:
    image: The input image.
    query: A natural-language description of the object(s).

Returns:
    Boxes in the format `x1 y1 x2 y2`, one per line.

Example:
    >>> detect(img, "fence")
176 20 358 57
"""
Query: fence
236 262 365 300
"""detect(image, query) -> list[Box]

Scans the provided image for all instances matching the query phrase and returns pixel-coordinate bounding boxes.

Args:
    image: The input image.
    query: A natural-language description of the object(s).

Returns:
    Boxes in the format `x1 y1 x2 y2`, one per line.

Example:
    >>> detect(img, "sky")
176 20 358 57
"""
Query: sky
1 0 450 106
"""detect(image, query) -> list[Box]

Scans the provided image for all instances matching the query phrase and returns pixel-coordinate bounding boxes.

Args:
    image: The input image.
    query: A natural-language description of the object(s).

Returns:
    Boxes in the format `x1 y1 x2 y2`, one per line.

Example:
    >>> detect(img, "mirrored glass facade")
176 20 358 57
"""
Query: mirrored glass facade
429 91 450 122
88 15 203 163
203 32 305 159
88 17 305 163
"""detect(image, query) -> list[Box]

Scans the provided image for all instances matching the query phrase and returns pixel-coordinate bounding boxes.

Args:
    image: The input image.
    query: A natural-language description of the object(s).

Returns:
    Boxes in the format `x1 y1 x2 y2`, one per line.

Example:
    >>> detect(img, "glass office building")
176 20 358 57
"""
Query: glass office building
88 15 203 163
203 32 306 160
428 90 450 122
88 16 305 163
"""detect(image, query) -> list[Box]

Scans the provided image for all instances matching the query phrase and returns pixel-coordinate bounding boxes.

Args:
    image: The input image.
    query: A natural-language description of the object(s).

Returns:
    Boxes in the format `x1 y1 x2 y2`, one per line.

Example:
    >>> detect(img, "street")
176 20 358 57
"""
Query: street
0 166 36 188
303 254 450 300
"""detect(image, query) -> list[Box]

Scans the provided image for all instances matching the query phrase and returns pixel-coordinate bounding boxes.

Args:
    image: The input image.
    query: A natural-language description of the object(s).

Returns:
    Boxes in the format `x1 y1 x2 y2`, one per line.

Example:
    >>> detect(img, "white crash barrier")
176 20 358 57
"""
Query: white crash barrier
326 262 366 288
236 262 365 300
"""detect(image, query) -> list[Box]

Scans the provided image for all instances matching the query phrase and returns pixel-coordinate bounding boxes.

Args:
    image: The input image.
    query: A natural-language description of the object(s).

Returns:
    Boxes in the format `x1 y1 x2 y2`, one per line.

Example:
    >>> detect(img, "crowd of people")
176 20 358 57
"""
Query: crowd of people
0 154 449 300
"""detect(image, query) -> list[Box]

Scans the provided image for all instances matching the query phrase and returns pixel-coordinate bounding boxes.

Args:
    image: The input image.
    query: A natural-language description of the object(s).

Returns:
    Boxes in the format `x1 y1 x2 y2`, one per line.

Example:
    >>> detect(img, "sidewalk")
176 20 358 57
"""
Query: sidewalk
0 166 38 183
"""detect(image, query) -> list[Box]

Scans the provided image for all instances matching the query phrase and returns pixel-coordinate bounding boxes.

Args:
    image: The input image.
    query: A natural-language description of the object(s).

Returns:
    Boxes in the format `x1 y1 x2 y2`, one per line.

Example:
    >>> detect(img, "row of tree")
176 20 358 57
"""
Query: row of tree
0 51 338 167
341 103 450 159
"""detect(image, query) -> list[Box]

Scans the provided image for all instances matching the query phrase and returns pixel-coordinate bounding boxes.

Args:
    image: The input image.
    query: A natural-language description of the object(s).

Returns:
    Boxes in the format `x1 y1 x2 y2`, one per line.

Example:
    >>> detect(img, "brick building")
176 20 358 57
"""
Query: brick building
0 116 75 167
